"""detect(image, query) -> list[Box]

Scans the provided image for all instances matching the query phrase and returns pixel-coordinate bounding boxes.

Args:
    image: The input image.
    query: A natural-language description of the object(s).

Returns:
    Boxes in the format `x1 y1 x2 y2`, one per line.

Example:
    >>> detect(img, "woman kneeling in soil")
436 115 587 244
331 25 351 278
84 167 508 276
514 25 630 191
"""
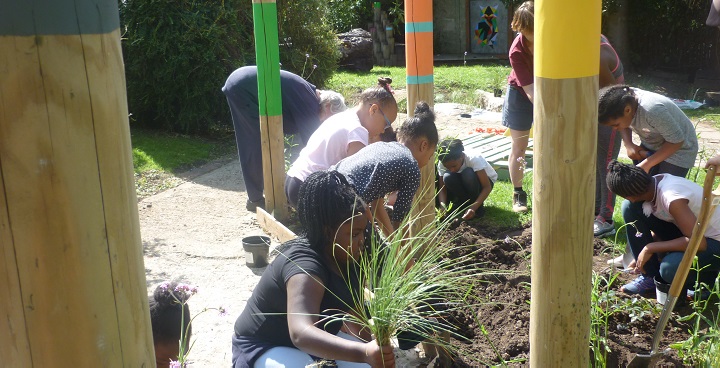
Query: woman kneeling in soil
606 160 720 295
437 138 497 220
332 101 438 237
231 171 394 368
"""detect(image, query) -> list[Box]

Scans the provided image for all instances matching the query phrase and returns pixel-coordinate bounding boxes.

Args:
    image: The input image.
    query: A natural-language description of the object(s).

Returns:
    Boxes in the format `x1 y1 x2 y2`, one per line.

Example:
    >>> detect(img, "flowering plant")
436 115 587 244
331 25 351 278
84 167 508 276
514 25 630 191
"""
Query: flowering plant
157 282 227 368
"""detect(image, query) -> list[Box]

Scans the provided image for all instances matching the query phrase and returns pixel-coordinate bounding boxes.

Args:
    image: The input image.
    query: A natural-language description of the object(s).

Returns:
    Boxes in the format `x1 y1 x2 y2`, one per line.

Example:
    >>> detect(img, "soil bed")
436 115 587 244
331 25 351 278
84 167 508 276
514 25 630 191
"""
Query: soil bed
443 222 692 367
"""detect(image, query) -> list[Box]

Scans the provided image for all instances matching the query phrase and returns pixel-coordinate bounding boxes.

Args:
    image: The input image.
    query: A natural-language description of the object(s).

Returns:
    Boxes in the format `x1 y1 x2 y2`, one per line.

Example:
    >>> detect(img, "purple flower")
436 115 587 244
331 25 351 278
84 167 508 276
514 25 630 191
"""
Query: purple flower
635 232 643 238
305 53 310 58
504 235 512 244
218 306 228 317
159 281 170 291
169 360 182 368
464 51 468 56
312 64 317 69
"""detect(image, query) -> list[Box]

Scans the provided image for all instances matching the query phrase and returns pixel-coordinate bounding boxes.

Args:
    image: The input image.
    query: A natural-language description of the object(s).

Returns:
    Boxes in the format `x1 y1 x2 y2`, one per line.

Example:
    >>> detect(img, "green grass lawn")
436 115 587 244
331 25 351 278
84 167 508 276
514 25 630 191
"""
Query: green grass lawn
131 129 235 174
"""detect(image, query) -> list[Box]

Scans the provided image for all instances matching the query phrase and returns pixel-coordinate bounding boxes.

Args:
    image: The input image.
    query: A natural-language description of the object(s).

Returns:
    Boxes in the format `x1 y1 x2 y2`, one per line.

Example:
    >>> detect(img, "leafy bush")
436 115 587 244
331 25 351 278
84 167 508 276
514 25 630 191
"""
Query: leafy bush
120 0 339 134
326 0 374 33
276 0 340 87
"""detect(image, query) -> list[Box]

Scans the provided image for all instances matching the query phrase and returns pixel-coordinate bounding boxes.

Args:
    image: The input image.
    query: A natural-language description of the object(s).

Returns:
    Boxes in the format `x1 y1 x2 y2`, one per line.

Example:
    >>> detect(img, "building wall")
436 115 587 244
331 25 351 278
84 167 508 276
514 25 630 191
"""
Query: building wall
433 0 467 55
433 0 509 56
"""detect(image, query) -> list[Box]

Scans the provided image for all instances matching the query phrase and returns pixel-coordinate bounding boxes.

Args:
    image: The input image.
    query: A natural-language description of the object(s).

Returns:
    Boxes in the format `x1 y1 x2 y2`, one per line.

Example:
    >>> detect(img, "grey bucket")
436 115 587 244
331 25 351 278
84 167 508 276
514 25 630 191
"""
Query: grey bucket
242 236 270 268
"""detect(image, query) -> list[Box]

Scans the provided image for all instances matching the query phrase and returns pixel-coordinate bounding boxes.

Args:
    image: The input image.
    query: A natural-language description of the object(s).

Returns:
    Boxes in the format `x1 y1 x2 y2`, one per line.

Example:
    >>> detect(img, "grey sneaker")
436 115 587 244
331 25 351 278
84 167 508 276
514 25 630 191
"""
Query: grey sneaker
593 217 616 237
512 191 528 213
621 275 656 295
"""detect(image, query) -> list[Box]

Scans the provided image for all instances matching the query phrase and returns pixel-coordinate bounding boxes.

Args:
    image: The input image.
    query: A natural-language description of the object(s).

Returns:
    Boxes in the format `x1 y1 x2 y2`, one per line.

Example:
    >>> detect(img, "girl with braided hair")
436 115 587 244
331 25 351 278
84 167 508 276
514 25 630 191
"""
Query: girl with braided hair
285 78 398 208
606 160 720 295
232 171 395 368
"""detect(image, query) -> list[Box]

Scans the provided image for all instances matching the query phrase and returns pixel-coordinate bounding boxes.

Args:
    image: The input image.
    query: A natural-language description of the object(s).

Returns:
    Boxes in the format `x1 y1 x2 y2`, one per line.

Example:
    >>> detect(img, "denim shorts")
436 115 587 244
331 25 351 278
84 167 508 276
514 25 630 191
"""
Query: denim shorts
501 85 533 131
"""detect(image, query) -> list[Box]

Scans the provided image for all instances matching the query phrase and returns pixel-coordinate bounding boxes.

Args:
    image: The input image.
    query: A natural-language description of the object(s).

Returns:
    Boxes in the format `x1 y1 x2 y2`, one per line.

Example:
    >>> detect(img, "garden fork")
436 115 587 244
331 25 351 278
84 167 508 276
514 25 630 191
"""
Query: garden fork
627 165 720 367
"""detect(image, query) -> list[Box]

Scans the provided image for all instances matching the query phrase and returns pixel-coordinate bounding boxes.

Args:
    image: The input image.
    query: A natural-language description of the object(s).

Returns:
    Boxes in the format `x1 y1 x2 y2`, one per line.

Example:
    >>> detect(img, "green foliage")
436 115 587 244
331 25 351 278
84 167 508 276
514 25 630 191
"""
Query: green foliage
326 0 374 32
120 0 254 134
276 0 340 87
670 263 720 367
120 0 339 134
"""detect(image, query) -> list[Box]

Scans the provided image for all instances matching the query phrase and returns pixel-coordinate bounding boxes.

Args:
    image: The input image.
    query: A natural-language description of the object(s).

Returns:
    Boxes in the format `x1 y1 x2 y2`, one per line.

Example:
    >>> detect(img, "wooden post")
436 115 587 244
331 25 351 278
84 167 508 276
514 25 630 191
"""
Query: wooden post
252 0 287 220
0 1 154 365
405 0 436 234
529 0 600 366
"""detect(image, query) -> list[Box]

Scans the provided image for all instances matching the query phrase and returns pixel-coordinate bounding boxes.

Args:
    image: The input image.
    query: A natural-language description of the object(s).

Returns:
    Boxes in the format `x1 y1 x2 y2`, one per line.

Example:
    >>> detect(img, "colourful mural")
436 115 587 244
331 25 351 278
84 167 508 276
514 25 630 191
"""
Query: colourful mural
475 5 499 48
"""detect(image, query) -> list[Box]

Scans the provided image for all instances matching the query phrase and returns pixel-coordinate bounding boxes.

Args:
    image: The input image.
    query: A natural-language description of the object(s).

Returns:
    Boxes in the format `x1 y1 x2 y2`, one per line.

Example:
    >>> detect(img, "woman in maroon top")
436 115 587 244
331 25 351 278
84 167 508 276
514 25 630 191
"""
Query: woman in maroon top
501 1 534 213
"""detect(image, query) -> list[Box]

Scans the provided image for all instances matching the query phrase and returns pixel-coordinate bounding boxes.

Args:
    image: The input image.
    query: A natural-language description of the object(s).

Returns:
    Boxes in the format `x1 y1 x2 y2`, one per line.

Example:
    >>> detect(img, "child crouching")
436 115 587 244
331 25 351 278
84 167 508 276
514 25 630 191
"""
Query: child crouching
437 138 497 220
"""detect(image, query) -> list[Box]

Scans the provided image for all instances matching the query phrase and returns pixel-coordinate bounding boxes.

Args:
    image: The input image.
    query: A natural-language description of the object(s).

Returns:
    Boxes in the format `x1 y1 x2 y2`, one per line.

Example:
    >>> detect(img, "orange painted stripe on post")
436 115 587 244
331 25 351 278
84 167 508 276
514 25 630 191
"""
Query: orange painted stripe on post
405 0 432 22
405 32 433 76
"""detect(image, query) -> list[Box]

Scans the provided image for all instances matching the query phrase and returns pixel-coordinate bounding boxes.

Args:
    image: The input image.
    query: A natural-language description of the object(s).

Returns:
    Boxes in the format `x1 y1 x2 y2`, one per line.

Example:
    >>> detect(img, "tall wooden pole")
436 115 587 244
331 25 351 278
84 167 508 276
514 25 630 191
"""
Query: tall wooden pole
529 0 600 366
405 0 435 234
252 0 287 220
0 1 154 365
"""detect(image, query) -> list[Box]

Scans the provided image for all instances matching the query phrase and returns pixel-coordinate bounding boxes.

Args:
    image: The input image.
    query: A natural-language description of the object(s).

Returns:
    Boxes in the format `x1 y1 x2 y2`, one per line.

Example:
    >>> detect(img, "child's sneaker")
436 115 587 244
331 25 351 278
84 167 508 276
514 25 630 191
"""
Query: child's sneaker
593 217 616 237
621 275 655 295
512 190 528 213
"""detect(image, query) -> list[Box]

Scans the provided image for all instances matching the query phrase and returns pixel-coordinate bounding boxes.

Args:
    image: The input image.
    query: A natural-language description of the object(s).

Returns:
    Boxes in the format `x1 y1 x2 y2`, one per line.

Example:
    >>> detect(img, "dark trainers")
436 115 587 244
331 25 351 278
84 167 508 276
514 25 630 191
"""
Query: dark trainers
246 198 265 212
593 217 616 238
621 275 656 295
512 191 528 213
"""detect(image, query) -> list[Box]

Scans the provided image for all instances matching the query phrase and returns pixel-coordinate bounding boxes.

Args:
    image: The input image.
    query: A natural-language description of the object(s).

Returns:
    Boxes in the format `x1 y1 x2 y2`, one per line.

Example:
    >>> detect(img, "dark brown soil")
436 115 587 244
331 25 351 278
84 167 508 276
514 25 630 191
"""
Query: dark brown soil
443 222 694 367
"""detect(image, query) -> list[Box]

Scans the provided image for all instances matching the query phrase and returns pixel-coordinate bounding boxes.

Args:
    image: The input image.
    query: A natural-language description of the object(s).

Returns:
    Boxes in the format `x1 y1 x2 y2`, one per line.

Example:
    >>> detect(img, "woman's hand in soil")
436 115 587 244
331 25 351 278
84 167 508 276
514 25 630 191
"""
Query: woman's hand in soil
462 208 476 220
363 340 395 368
634 245 653 274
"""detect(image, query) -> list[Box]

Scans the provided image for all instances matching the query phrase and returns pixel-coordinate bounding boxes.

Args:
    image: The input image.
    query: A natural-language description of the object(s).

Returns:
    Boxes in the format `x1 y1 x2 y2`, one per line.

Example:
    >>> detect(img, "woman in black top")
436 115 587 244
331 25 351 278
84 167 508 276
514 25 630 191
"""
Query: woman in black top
231 171 395 368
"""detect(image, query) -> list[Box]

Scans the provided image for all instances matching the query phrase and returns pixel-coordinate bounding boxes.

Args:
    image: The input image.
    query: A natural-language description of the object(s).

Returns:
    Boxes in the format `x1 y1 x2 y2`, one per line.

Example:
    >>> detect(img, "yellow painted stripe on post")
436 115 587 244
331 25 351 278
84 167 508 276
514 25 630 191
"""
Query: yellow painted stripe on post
535 0 601 79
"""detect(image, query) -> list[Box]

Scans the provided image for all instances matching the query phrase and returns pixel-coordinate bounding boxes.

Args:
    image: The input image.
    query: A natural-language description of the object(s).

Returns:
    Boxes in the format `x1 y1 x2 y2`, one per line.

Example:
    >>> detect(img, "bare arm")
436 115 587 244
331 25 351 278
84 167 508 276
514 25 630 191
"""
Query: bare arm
599 47 618 88
637 141 683 173
521 83 534 104
463 170 493 220
437 175 448 209
635 198 706 273
286 274 394 367
347 141 366 157
370 197 394 237
620 128 647 161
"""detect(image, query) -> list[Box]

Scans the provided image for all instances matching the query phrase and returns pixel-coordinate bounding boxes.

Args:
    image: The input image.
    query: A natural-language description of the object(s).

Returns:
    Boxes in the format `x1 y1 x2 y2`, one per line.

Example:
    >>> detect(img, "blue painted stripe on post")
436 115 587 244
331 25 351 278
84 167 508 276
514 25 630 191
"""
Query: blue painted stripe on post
406 75 434 85
405 21 433 34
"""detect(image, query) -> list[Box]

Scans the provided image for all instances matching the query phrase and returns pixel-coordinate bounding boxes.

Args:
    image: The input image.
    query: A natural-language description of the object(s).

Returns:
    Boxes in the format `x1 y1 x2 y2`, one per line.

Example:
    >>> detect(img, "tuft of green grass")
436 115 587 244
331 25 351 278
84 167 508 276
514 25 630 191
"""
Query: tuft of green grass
131 129 234 174
325 65 511 108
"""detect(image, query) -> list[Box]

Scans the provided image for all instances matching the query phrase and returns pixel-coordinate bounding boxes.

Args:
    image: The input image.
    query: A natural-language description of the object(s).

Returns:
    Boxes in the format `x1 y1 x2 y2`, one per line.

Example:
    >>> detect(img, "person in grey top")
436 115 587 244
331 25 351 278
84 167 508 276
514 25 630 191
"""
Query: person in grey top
598 85 698 177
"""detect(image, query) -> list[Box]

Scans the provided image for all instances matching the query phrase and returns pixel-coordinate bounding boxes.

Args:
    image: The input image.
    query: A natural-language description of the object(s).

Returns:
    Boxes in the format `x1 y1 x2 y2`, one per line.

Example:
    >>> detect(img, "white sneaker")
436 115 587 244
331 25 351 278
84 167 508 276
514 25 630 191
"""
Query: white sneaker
606 254 624 267
593 218 616 237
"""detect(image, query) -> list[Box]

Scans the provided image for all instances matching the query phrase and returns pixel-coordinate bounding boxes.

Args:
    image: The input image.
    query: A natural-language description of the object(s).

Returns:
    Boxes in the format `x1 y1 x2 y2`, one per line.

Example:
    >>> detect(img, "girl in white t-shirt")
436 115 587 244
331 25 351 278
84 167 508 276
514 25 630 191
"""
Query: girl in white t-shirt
285 78 398 207
437 138 498 220
606 160 720 296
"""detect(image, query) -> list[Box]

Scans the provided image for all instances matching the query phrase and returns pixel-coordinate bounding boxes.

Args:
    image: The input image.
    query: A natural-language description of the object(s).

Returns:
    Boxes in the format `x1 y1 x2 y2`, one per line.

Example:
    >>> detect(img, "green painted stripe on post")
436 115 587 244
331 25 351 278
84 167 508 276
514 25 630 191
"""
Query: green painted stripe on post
0 0 119 36
252 2 282 117
405 22 433 34
406 75 434 84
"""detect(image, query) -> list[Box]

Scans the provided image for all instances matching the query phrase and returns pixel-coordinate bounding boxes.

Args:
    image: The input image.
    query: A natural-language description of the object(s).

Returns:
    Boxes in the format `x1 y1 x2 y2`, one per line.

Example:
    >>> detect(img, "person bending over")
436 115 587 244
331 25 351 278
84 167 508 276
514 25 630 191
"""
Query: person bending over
333 101 438 237
285 78 398 208
437 138 497 220
605 160 720 296
222 66 347 211
231 171 394 368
